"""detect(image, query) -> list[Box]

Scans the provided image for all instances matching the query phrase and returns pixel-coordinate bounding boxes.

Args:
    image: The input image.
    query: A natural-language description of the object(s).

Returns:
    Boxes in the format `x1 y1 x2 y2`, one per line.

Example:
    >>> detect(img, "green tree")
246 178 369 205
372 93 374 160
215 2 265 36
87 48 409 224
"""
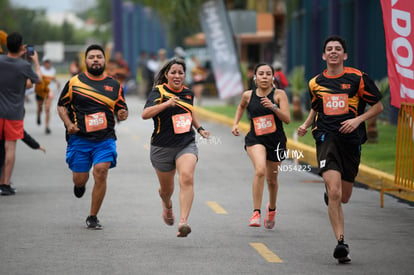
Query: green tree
0 0 17 32
133 0 204 45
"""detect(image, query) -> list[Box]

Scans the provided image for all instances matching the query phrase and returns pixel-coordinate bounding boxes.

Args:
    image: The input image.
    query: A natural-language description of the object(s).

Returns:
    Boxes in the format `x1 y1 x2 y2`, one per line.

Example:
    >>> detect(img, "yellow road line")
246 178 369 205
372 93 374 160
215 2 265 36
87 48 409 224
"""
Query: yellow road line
206 201 228 214
249 242 283 263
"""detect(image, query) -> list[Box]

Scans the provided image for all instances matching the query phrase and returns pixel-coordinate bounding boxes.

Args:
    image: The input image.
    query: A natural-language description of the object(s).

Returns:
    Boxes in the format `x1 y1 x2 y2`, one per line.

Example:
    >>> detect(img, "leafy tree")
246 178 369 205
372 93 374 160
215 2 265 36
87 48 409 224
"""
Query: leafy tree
0 0 17 32
132 0 204 45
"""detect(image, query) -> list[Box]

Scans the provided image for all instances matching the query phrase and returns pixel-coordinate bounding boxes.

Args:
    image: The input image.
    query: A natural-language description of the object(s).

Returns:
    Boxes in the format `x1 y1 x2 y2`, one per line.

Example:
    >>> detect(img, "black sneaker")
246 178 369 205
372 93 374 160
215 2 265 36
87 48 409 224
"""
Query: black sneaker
45 128 51 134
37 115 41 125
0 184 16 196
86 215 103 230
333 242 351 263
73 185 86 198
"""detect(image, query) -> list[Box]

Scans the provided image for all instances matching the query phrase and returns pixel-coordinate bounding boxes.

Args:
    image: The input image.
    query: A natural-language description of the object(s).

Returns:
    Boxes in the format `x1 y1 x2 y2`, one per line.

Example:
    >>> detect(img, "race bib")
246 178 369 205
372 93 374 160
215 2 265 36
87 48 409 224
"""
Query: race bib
85 112 107 132
172 113 192 134
253 114 276 136
323 94 349 115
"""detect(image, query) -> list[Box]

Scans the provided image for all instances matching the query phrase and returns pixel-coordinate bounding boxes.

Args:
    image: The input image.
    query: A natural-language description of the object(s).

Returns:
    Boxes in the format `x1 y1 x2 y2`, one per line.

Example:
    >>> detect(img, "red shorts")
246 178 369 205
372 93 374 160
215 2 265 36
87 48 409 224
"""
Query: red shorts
0 118 24 140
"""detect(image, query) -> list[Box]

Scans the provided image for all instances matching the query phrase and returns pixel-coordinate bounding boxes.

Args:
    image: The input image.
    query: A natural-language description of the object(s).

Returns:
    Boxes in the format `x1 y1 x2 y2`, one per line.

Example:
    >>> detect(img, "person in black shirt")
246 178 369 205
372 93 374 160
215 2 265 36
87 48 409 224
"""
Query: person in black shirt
232 63 290 229
57 44 128 230
298 35 383 263
142 58 209 237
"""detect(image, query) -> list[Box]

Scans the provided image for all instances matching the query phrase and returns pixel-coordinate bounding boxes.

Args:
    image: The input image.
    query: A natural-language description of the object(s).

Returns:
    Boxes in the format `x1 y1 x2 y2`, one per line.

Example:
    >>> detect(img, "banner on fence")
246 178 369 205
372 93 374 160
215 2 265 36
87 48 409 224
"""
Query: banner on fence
200 0 244 99
381 0 414 107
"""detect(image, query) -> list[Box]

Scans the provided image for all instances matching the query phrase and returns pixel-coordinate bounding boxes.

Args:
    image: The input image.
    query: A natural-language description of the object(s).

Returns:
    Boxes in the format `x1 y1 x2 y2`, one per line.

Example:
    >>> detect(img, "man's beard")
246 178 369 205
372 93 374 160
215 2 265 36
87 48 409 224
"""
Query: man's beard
87 64 105 76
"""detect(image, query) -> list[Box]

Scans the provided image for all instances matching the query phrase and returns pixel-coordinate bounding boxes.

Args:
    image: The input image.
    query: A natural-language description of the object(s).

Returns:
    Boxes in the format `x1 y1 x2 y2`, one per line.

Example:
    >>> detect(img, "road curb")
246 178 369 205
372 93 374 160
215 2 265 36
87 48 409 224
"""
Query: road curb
195 106 414 206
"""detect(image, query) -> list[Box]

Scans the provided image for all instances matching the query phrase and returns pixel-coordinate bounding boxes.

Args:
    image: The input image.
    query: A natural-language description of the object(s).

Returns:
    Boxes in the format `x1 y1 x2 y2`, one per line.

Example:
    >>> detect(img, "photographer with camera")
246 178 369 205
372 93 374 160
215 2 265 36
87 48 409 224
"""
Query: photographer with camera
0 32 42 195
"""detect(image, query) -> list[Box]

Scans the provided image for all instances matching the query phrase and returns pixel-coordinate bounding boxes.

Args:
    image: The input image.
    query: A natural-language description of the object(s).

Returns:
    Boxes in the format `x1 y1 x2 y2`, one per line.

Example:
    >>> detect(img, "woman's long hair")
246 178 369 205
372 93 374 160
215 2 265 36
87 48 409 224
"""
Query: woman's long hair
153 58 186 89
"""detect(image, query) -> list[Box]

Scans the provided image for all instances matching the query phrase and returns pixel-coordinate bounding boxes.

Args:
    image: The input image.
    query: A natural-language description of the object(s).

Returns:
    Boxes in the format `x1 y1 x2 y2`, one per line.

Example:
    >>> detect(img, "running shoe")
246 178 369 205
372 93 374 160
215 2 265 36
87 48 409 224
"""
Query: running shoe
264 203 276 229
249 211 261 227
86 215 103 230
162 200 175 226
74 185 86 198
338 254 351 264
0 184 16 196
333 242 351 263
177 222 191 237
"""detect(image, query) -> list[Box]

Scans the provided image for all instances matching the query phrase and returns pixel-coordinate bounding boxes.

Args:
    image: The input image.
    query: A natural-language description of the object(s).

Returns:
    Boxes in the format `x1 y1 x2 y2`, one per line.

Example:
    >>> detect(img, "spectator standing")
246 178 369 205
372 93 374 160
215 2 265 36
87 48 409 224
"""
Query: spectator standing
114 51 131 93
0 32 41 195
69 57 81 76
273 61 289 89
190 56 207 106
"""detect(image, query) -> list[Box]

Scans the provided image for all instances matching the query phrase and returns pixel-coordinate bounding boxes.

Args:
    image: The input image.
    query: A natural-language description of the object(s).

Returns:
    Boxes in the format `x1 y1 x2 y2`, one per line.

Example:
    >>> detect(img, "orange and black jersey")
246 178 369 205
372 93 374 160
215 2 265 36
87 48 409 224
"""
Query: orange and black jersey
144 84 195 147
57 72 127 141
309 67 382 144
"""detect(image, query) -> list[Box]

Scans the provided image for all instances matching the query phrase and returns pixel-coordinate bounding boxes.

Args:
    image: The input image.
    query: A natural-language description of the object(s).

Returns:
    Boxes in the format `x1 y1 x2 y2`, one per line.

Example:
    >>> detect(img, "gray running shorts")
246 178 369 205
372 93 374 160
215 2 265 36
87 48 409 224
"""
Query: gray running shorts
150 141 198 172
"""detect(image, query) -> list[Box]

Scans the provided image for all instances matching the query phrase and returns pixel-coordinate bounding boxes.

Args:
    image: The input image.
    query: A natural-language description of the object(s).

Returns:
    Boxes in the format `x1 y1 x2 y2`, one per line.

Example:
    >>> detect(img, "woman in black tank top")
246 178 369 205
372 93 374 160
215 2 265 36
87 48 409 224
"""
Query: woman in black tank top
232 63 290 229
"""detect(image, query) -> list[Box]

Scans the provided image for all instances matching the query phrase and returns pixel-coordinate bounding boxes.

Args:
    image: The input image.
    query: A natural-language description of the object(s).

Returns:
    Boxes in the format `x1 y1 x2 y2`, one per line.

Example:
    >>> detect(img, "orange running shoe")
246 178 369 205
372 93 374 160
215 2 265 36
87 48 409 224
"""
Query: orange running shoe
264 203 276 229
249 211 261 227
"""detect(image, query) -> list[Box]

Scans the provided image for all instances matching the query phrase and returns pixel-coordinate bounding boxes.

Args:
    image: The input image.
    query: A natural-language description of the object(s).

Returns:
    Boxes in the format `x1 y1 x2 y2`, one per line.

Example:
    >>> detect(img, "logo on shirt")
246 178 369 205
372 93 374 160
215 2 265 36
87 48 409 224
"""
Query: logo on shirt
341 83 351 90
320 160 326 168
104 85 113 92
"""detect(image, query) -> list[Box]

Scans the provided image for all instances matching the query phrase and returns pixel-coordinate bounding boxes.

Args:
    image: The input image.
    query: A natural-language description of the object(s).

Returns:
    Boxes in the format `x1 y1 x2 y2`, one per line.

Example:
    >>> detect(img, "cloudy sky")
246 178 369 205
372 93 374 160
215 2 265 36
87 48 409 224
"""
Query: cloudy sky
10 0 96 13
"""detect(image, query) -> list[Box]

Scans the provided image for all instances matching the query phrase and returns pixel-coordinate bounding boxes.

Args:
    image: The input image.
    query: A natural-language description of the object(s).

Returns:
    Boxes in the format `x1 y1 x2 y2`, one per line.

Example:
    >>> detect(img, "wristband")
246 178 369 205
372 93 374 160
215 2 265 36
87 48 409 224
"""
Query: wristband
197 126 205 133
272 103 279 111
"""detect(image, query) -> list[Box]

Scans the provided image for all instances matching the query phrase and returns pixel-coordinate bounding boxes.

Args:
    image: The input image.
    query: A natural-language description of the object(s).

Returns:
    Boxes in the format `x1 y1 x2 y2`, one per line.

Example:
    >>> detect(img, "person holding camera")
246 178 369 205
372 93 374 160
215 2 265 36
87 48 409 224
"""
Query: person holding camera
0 32 42 195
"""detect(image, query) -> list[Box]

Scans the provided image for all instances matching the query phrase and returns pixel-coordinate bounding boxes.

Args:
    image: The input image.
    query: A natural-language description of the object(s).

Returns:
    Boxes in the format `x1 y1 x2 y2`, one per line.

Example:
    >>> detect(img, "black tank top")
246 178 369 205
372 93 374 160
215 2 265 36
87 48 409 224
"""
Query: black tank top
245 89 286 148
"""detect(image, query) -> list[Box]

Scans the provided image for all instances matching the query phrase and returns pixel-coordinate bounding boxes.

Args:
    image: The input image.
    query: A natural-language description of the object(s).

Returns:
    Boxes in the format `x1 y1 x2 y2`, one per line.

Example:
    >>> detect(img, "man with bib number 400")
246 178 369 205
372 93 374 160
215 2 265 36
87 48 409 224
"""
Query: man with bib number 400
297 35 383 263
57 44 128 230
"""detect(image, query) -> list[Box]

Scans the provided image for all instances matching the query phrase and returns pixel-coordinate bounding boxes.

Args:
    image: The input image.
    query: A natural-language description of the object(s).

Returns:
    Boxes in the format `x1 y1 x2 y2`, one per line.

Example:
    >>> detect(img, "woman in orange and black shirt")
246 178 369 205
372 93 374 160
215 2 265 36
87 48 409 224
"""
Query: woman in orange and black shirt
142 58 209 238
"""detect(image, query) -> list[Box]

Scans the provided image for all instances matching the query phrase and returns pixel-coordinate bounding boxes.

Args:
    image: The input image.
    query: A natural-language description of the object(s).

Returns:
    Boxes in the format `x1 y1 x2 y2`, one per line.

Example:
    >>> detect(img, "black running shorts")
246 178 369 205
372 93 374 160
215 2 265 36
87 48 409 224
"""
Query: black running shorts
316 134 361 182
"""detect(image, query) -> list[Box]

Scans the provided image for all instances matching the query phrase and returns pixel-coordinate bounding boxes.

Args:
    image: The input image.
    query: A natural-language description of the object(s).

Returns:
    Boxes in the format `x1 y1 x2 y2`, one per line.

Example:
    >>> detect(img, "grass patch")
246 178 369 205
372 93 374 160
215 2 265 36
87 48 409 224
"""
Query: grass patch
203 105 397 175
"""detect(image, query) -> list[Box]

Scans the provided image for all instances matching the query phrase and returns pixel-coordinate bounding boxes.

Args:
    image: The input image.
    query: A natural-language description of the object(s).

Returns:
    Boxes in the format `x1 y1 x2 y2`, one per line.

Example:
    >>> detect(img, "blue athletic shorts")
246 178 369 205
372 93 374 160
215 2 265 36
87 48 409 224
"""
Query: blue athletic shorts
66 135 117 173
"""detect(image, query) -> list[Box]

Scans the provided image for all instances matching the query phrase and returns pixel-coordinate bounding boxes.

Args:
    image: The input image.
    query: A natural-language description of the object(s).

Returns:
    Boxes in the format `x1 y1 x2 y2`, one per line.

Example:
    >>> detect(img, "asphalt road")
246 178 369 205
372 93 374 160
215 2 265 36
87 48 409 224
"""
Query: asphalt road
0 92 413 275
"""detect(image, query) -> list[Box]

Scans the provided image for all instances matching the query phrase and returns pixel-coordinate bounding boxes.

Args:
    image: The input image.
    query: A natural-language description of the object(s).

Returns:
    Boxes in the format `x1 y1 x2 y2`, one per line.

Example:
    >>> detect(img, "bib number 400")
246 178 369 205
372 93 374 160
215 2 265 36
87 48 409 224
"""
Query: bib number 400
323 94 349 115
